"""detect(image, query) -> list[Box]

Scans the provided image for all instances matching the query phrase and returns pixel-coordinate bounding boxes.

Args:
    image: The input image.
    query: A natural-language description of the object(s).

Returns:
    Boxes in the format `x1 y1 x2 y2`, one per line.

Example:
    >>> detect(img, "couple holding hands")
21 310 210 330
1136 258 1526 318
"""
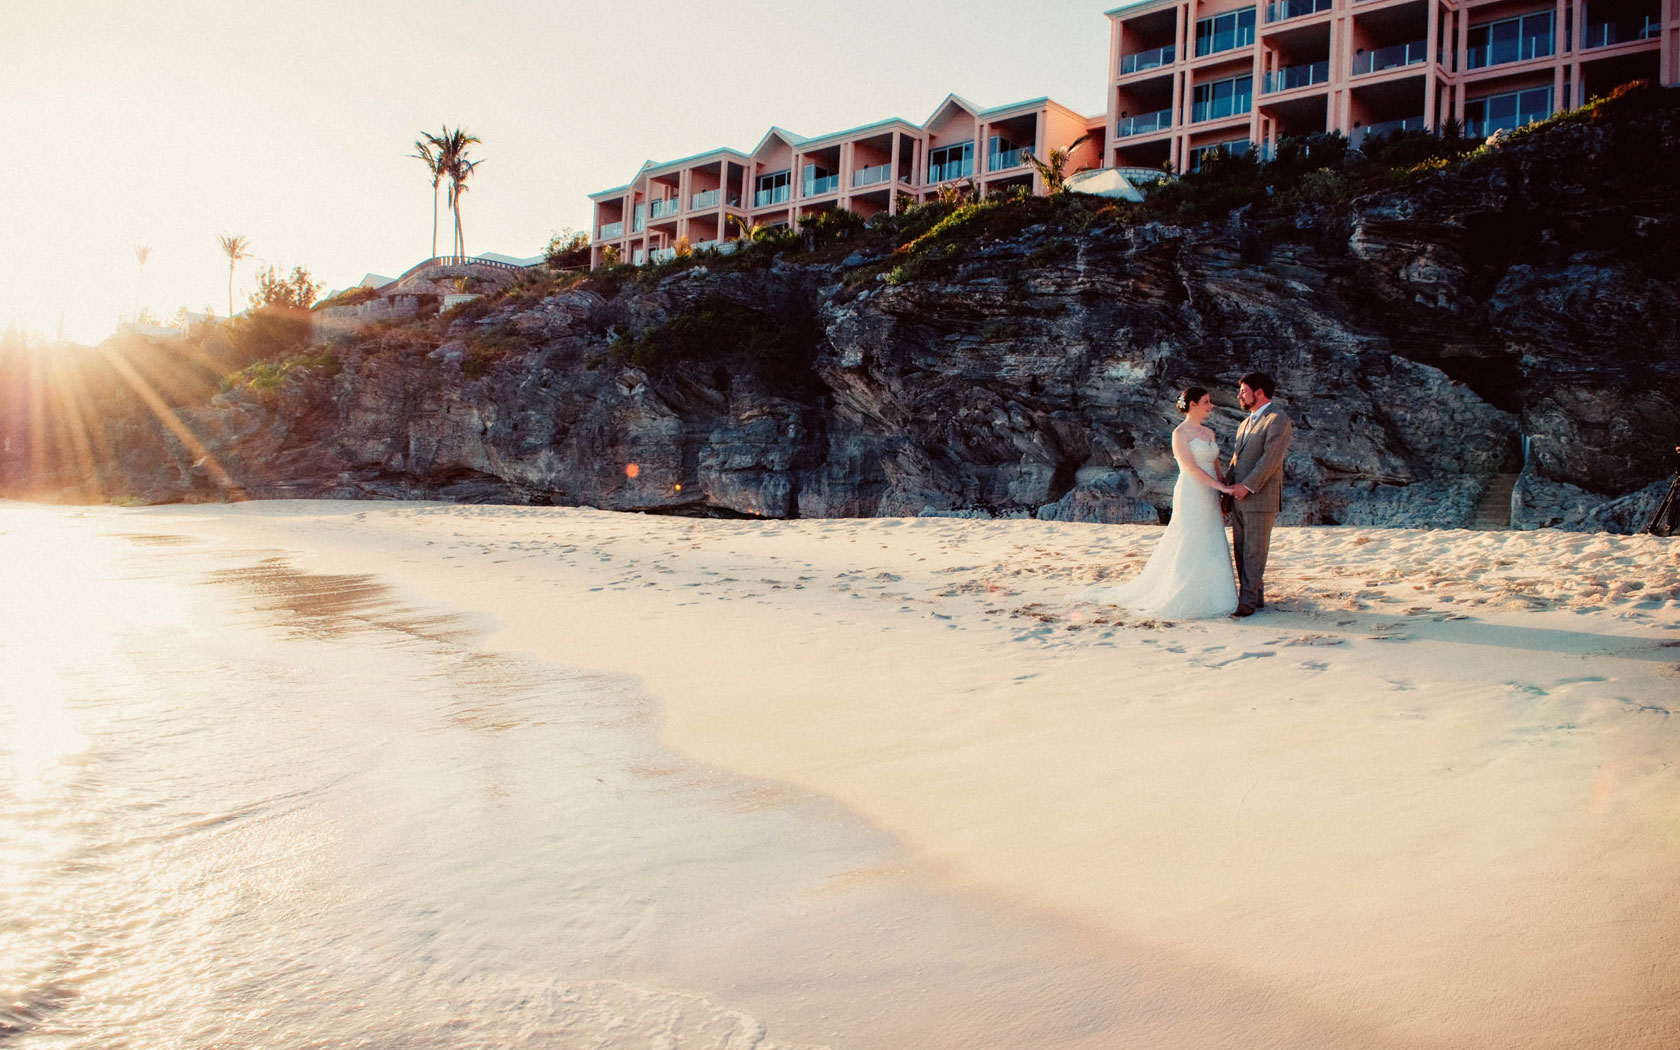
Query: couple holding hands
1089 372 1293 621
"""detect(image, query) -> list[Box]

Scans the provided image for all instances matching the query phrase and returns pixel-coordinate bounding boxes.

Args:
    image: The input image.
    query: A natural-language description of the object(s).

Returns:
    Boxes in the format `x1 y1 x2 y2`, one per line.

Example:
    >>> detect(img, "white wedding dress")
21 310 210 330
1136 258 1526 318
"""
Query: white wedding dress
1086 435 1238 619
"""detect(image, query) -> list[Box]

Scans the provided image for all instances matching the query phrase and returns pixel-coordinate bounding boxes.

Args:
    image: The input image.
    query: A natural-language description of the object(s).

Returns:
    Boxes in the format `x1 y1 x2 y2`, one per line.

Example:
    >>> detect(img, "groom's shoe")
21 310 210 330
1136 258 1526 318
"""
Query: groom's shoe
1231 604 1256 618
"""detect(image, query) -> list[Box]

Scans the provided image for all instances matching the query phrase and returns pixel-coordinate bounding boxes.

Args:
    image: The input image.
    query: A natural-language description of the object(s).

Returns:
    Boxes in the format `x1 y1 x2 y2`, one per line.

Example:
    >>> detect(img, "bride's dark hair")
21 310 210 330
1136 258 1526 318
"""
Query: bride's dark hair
1176 386 1209 414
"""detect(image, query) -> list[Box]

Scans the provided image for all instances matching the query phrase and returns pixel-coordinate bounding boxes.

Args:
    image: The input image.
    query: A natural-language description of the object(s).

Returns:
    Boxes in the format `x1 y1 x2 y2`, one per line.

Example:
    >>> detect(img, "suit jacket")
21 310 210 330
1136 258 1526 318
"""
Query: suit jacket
1228 403 1293 515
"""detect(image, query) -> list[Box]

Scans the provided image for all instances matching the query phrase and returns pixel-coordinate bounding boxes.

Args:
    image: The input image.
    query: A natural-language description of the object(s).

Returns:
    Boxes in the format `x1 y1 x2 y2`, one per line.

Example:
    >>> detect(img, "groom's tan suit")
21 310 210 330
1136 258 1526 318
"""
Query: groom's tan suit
1227 403 1293 609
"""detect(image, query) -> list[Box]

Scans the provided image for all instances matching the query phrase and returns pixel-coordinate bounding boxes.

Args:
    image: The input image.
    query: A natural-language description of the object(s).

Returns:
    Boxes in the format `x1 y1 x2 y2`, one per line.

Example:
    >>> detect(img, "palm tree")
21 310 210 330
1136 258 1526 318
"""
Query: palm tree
440 129 482 262
218 234 251 319
1020 133 1094 196
133 244 151 323
410 136 446 260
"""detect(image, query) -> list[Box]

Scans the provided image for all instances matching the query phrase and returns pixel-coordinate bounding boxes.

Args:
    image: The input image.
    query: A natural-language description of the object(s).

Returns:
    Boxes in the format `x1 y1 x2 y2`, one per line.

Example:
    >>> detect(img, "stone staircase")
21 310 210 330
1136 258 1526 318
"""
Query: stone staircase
1470 473 1520 530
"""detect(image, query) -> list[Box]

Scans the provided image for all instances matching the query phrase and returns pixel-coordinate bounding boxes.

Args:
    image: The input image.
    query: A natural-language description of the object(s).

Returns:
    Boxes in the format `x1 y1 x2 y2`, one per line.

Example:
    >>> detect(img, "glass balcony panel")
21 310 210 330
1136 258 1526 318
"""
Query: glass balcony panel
1263 59 1329 93
1117 108 1173 136
1266 0 1330 22
853 163 894 187
1353 115 1425 145
1119 44 1175 73
1582 13 1656 46
691 189 720 210
1351 38 1428 74
802 174 840 195
988 148 1028 172
649 198 680 219
598 221 624 240
753 185 791 207
927 156 975 182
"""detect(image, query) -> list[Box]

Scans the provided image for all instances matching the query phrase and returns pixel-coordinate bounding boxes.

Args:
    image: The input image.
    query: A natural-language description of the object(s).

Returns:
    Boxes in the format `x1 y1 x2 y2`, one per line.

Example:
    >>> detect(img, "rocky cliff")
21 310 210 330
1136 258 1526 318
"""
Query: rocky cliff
4 90 1677 531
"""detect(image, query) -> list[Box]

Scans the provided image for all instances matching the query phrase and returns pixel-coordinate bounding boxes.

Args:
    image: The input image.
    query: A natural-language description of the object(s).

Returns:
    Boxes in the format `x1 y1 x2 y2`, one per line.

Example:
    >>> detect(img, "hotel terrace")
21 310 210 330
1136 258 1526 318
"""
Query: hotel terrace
588 96 1104 268
589 3 1677 266
1106 0 1678 170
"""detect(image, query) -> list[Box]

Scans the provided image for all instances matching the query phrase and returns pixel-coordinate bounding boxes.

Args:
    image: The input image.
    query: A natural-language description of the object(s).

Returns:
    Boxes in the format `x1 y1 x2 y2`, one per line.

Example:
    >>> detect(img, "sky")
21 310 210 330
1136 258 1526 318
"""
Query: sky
3 0 1113 345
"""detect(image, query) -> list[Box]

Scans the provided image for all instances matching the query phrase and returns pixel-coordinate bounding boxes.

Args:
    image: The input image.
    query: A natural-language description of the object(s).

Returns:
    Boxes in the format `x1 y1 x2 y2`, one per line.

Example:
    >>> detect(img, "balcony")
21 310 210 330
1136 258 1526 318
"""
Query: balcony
1117 108 1173 136
598 221 624 240
1583 15 1659 47
649 198 680 220
1267 0 1331 22
650 247 678 264
691 189 720 210
1263 59 1329 93
753 184 790 207
1119 44 1175 74
633 205 647 232
853 163 893 187
1354 115 1425 144
802 173 840 196
928 158 975 183
1352 39 1428 75
988 148 1028 172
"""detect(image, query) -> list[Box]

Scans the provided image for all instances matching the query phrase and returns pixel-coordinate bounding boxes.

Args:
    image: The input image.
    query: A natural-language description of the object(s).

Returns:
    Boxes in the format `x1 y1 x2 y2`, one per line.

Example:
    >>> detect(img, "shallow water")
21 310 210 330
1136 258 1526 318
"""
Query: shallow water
1 505 1170 1049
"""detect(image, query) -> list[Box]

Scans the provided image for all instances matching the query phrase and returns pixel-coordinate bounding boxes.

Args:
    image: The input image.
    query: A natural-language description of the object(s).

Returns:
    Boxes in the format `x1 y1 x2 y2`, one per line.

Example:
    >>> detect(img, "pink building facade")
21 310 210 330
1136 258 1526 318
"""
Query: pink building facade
589 96 1105 268
1106 0 1678 171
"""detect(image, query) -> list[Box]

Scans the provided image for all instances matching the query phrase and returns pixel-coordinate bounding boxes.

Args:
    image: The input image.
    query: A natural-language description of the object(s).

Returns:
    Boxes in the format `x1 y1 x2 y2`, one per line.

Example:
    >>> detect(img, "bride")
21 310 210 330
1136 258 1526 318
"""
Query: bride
1087 387 1238 619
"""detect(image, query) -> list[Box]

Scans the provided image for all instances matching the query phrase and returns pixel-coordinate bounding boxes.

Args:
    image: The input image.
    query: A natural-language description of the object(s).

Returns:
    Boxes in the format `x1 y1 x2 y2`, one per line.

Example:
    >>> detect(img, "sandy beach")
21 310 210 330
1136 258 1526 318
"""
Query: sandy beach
10 499 1678 1048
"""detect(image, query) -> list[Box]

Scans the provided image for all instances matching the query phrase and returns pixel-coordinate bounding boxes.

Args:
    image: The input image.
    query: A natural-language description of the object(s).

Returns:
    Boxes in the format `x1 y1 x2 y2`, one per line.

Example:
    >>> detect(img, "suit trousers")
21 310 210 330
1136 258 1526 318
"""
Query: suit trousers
1230 510 1276 608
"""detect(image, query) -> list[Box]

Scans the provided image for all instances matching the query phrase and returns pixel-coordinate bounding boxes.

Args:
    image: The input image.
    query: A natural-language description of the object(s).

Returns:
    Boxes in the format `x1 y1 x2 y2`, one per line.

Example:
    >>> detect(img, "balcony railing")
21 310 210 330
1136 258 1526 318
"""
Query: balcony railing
753 184 791 207
598 221 624 240
650 247 677 264
988 148 1028 172
1582 15 1659 47
648 198 680 220
1191 95 1252 123
1267 0 1331 22
802 173 840 196
853 163 893 187
1354 115 1425 145
1263 59 1329 93
928 158 974 182
1119 44 1175 74
691 189 720 210
1117 108 1173 137
633 204 647 232
1351 39 1428 74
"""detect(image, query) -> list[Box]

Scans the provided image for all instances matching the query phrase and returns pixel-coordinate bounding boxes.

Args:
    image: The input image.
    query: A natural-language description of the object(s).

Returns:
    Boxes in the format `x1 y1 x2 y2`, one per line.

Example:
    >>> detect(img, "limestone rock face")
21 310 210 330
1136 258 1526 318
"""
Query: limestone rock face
4 106 1675 531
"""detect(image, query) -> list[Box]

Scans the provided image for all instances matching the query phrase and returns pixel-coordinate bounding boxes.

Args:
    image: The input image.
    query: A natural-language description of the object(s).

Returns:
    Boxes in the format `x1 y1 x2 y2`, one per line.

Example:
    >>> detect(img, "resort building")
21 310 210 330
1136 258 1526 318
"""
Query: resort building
1106 0 1678 170
588 96 1104 268
587 3 1676 265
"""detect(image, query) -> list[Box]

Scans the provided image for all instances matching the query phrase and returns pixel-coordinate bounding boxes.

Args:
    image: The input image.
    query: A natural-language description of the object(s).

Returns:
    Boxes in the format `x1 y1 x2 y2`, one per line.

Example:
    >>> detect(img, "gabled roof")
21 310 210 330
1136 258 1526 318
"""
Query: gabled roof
748 126 809 157
921 93 985 127
794 115 922 149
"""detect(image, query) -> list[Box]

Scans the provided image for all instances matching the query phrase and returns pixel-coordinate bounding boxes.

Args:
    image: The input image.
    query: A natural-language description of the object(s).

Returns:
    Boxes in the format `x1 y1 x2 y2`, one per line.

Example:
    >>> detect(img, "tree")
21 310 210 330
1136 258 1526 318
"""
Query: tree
545 228 590 269
447 149 481 261
1019 132 1093 196
133 244 151 323
248 265 320 311
410 135 446 260
218 234 251 318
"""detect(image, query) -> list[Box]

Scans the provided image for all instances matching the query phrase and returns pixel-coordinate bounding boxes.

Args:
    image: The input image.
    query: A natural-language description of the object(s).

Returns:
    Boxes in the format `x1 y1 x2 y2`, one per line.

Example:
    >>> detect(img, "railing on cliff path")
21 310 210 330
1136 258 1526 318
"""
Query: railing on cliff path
392 255 539 284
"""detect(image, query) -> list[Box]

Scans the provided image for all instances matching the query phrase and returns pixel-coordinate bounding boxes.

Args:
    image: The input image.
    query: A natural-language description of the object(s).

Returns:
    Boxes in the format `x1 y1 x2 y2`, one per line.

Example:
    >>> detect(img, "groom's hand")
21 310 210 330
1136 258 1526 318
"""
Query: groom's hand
1231 483 1251 500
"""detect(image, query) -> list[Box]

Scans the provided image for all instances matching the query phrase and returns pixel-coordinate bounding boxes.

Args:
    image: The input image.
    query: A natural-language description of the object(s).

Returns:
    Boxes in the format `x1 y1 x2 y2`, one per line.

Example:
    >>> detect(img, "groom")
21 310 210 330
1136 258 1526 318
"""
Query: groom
1226 371 1293 618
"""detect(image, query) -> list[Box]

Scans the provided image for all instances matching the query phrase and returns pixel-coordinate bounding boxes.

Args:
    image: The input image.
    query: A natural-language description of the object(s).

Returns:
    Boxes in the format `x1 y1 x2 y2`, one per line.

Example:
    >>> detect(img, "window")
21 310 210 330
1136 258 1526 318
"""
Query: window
1189 139 1251 171
1191 75 1253 122
1464 87 1552 137
928 141 974 182
802 164 838 195
1466 11 1554 68
754 170 790 207
1195 8 1256 56
988 135 1029 171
